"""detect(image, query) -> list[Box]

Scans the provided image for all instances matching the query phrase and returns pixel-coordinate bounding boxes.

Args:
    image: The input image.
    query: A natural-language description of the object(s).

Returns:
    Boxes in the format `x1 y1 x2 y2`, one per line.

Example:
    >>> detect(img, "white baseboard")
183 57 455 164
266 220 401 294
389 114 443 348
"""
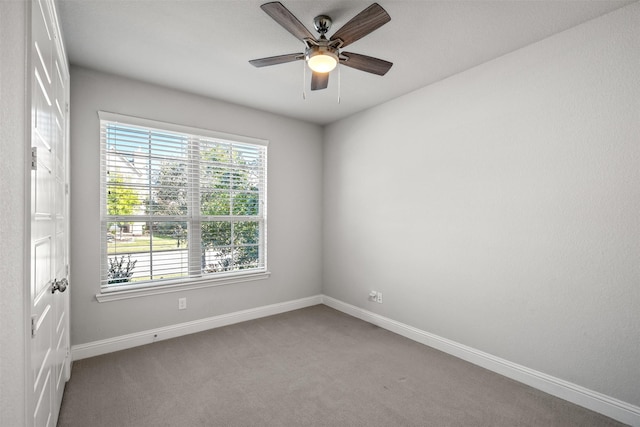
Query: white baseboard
322 295 640 427
71 295 323 361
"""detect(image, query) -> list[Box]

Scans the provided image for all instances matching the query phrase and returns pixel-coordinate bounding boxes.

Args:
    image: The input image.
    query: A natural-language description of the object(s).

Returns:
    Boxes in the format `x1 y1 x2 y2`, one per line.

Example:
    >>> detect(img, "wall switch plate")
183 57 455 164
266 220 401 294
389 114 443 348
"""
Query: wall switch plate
178 297 187 310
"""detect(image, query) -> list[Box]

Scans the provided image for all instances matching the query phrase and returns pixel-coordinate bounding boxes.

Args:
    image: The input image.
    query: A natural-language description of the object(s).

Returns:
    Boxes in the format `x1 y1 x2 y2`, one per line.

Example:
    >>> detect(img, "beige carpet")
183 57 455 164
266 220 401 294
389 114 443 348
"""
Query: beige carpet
57 305 626 426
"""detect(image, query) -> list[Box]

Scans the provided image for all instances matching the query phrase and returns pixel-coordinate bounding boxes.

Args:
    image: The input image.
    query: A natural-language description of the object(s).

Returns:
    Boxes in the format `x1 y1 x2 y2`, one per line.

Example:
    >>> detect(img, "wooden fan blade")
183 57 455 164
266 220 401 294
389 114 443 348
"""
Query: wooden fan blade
249 53 303 67
261 2 316 42
340 52 392 76
330 3 390 48
311 72 329 91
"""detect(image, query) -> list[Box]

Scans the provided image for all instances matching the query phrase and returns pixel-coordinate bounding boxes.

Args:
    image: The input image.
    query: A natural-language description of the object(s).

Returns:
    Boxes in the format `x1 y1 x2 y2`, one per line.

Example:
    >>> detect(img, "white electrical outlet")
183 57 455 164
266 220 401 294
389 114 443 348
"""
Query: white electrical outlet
369 290 383 304
178 297 187 310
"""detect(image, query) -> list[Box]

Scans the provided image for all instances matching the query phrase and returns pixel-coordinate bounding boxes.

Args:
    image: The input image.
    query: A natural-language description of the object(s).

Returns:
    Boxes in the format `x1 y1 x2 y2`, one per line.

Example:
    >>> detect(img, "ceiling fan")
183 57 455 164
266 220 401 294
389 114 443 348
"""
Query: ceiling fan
249 2 393 91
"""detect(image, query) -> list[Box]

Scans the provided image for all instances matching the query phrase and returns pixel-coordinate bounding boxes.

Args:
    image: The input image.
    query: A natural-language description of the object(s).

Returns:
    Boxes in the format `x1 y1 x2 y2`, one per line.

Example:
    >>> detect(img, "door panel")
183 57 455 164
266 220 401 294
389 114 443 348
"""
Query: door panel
30 0 70 426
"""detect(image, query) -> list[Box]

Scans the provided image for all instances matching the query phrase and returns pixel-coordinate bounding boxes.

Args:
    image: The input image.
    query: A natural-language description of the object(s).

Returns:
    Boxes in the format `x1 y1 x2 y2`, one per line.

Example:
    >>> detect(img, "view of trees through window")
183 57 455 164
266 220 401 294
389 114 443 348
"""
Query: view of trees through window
101 118 266 289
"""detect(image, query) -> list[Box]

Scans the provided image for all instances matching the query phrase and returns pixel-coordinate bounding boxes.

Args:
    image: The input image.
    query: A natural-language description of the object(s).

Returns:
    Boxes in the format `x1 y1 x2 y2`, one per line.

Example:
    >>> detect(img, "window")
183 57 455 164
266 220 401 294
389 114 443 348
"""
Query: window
99 112 267 295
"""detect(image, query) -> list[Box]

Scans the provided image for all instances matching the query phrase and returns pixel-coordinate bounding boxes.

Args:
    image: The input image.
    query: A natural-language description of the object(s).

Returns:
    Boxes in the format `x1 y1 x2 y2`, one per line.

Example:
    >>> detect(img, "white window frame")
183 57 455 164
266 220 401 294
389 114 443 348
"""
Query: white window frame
97 111 269 302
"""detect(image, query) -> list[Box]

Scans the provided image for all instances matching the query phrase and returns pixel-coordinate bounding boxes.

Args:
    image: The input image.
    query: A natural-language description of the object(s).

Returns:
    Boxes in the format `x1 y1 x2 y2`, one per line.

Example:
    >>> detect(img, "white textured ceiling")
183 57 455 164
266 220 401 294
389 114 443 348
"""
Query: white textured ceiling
57 0 634 125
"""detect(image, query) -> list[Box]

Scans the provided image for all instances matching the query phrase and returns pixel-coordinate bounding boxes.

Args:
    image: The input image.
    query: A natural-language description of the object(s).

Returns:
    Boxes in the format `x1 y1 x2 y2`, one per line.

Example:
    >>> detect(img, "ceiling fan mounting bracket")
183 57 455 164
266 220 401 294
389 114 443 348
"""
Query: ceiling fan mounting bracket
313 15 332 35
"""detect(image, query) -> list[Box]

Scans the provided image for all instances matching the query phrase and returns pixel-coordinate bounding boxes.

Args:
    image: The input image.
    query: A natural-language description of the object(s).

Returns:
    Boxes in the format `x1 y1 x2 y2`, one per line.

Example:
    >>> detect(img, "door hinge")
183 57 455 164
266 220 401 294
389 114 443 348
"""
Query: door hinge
31 315 37 338
65 183 69 195
31 147 38 171
65 102 69 113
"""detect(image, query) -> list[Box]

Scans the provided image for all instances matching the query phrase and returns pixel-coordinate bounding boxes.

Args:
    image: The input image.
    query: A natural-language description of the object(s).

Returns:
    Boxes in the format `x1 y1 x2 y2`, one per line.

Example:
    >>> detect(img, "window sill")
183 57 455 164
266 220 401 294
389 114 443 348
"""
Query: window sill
95 271 271 303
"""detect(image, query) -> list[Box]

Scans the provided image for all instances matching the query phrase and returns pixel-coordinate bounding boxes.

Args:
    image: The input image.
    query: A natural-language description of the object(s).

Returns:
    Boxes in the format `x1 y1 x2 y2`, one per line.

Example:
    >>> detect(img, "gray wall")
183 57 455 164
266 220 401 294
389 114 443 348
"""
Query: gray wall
69 67 323 345
323 3 640 407
0 2 28 426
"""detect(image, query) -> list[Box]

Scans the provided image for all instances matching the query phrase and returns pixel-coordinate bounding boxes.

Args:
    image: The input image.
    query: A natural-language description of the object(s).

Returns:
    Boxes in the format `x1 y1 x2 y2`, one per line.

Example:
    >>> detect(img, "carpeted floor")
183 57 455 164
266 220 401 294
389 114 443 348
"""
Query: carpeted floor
57 305 626 426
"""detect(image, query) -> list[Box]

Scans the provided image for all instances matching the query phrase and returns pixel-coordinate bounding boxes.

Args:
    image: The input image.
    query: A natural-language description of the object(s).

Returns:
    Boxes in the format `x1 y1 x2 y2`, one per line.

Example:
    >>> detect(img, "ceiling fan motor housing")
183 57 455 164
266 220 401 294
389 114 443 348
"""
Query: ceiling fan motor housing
307 15 340 74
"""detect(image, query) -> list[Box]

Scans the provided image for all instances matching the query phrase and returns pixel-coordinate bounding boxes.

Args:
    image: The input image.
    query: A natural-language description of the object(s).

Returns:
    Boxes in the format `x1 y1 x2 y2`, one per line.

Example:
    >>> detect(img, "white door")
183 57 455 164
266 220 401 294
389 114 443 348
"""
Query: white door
30 0 70 426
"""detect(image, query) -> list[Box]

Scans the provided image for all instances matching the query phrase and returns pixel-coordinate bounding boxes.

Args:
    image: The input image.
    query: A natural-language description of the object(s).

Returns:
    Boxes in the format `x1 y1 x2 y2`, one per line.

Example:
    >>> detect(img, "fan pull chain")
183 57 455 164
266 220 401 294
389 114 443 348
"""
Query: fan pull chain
302 53 307 100
337 63 341 104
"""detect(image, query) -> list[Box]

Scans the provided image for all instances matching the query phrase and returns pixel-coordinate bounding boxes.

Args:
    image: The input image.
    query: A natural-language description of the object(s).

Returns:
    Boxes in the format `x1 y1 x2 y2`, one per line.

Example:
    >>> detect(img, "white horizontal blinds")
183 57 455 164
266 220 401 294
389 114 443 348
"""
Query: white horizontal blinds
99 113 267 291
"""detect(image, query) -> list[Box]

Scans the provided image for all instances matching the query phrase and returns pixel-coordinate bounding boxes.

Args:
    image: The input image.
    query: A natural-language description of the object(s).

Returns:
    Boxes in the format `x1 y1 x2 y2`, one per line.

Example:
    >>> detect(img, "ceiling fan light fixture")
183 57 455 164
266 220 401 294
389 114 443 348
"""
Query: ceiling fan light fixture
306 46 338 73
